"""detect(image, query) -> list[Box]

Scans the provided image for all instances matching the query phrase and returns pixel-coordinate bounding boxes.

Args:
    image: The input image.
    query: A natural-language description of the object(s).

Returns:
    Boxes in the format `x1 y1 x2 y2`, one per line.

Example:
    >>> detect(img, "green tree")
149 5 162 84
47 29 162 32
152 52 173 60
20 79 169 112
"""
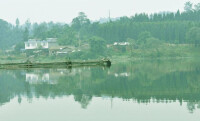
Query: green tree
137 31 152 46
194 3 200 11
0 19 23 49
72 12 90 31
89 36 106 56
58 28 77 45
25 19 31 30
184 1 193 12
145 37 163 49
175 10 181 20
15 42 24 52
16 18 20 28
186 27 200 46
33 22 48 40
23 27 29 42
127 38 136 56
72 12 91 46
22 19 31 42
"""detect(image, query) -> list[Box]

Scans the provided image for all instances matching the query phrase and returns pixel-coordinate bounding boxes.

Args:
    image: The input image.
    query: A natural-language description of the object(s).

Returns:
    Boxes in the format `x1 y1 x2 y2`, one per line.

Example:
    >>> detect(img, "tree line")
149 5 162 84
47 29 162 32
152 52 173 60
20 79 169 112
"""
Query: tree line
0 1 200 50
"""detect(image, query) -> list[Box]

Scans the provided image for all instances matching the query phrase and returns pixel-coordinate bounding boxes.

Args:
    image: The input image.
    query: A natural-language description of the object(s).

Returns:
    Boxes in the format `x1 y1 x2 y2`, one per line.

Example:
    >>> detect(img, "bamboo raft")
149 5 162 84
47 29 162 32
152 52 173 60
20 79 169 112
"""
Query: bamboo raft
0 59 111 69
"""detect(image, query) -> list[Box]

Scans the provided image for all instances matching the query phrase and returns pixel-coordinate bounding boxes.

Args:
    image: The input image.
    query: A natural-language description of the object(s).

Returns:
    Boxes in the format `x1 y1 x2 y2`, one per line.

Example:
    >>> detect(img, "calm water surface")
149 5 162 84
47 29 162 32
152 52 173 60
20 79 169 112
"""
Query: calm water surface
0 59 200 121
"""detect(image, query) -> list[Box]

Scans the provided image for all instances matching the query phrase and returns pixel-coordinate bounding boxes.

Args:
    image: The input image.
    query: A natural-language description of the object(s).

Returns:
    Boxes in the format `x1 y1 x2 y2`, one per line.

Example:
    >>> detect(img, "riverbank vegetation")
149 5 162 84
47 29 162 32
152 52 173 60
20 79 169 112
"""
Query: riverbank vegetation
0 1 200 60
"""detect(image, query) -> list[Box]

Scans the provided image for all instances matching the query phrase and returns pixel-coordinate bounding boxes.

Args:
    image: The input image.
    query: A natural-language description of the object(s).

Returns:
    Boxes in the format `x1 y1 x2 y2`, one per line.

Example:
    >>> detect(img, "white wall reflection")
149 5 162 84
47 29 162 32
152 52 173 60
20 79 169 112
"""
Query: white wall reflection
114 72 130 77
26 73 55 84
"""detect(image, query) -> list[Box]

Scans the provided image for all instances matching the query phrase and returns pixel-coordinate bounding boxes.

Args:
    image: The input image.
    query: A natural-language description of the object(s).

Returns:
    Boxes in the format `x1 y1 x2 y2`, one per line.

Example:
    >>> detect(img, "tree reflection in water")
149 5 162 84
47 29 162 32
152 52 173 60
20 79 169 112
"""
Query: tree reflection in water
0 59 200 113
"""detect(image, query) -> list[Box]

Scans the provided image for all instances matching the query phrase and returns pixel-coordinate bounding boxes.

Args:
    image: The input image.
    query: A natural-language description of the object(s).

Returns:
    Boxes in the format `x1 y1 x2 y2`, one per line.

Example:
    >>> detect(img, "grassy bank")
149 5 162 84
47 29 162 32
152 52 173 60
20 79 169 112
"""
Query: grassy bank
110 44 200 62
0 44 200 64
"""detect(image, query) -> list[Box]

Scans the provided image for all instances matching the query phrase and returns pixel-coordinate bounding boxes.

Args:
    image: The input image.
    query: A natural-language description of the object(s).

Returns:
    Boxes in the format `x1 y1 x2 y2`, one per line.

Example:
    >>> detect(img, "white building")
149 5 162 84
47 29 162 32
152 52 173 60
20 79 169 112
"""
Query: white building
25 38 57 50
113 42 130 46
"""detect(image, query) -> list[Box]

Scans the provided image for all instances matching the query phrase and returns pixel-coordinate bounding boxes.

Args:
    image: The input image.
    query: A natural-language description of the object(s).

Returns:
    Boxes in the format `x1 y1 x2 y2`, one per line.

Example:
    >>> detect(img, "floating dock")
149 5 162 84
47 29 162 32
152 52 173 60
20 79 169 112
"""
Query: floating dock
0 59 111 69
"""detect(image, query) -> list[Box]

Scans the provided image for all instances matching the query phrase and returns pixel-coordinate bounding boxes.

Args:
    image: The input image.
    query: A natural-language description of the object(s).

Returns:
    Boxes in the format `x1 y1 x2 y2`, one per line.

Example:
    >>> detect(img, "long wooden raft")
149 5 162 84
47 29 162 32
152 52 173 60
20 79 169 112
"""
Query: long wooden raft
0 59 111 69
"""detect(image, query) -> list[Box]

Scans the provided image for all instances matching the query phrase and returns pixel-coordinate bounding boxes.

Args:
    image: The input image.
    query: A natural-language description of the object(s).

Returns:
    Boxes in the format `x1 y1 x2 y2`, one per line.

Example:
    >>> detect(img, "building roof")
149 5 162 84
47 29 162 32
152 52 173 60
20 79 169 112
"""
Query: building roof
46 38 57 43
25 38 57 44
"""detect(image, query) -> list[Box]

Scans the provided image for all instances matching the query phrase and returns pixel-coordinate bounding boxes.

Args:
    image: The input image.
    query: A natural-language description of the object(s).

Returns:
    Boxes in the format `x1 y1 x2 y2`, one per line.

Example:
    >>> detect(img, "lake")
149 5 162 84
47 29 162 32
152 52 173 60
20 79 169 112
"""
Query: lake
0 59 200 121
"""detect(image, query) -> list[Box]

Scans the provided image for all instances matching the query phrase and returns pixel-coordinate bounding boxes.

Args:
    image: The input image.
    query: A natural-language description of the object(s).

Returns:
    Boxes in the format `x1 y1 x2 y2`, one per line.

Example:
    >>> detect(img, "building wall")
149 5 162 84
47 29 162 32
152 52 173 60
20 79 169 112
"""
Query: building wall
25 42 38 49
40 42 49 49
25 41 49 50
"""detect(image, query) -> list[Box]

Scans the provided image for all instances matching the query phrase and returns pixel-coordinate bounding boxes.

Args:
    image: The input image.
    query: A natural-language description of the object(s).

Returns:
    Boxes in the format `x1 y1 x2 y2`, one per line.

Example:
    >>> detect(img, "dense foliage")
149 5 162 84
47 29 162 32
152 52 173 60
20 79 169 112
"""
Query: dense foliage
0 2 200 57
0 19 23 48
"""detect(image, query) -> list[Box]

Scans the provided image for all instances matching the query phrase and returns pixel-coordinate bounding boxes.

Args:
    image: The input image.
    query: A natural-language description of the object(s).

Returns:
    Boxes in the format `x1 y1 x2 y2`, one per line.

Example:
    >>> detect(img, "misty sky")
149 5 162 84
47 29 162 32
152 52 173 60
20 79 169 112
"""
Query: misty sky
0 0 199 24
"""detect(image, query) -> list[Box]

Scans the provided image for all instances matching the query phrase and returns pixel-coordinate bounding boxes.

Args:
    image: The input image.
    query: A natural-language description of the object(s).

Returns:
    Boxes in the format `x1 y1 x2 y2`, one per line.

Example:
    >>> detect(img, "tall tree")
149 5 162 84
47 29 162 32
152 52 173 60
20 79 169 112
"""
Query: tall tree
194 3 200 11
25 19 31 30
72 12 91 46
23 19 31 42
175 10 181 20
23 27 29 42
184 1 193 12
72 12 90 31
16 18 20 28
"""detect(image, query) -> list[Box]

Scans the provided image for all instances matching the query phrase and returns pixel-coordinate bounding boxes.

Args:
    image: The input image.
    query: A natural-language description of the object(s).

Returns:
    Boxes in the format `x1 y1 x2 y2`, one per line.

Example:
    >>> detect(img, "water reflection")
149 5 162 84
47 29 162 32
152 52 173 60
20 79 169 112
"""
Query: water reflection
0 59 200 113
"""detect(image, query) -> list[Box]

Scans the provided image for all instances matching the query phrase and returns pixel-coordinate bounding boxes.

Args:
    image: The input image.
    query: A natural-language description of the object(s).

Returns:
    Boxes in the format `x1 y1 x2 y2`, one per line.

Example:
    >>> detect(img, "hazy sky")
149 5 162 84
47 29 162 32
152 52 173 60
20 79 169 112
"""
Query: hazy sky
0 0 199 24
